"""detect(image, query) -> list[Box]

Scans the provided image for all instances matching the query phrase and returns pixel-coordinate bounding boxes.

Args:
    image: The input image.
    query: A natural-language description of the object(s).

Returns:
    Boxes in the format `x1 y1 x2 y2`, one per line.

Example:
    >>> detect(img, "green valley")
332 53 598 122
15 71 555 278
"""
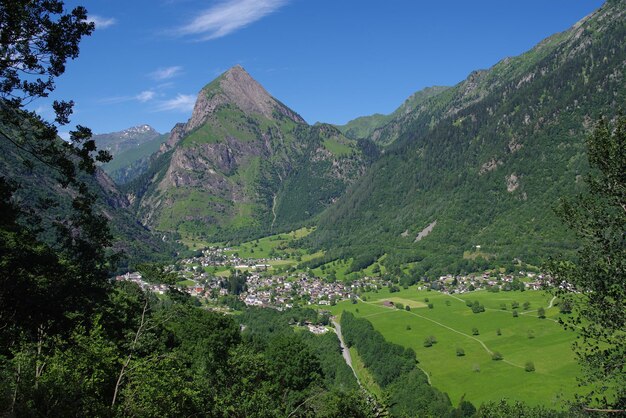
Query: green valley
2 0 625 416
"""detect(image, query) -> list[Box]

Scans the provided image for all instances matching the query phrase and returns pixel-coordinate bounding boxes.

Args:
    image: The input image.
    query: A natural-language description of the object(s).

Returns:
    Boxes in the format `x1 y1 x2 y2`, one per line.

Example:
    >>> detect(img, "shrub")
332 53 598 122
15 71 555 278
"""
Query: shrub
428 303 434 309
472 327 479 336
512 310 519 318
537 307 546 319
423 335 437 347
405 305 411 311
471 301 485 313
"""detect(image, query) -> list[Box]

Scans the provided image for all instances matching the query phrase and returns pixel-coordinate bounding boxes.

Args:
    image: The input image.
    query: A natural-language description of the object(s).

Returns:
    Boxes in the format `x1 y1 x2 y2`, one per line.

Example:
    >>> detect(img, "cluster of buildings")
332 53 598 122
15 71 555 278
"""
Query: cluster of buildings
429 271 547 294
242 273 350 308
180 247 274 271
114 272 169 294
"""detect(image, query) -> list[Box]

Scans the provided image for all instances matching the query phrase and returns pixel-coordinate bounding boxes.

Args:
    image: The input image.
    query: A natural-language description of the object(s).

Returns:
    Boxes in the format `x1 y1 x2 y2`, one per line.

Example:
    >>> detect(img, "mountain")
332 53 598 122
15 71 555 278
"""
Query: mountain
94 124 161 155
94 125 168 184
128 65 370 242
307 0 626 276
336 85 449 143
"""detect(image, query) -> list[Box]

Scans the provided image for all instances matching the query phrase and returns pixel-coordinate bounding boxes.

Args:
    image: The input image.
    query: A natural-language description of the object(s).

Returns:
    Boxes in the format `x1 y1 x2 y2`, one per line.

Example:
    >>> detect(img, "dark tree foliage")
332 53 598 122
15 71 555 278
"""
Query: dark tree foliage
547 116 626 410
475 399 590 418
0 0 114 338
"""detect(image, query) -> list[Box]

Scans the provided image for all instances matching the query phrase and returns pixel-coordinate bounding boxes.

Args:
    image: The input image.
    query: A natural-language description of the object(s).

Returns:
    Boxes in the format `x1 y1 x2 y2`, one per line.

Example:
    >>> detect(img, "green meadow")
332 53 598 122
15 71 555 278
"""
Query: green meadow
329 287 581 408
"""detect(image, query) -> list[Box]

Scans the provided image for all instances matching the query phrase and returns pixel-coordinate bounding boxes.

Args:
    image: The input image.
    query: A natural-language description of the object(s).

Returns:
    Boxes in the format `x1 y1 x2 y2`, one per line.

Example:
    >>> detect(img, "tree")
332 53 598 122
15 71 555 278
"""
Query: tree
0 1 107 184
537 307 546 319
547 116 626 409
0 2 116 412
559 298 573 314
0 0 111 335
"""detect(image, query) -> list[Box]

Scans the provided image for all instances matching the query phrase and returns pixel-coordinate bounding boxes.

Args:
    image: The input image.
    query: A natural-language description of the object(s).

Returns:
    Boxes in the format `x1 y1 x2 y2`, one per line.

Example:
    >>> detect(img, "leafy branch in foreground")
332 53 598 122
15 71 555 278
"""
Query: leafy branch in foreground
547 116 626 410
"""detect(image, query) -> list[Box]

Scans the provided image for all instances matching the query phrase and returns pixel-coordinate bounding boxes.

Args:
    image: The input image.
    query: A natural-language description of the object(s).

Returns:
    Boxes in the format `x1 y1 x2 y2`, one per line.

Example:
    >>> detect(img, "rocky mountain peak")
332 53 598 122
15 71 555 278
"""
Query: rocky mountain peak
186 65 305 133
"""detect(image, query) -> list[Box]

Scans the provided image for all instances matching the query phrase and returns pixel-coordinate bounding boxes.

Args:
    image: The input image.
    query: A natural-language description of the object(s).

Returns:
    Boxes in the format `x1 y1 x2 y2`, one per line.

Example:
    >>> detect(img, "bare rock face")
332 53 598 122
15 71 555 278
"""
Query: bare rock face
506 173 520 192
187 65 304 133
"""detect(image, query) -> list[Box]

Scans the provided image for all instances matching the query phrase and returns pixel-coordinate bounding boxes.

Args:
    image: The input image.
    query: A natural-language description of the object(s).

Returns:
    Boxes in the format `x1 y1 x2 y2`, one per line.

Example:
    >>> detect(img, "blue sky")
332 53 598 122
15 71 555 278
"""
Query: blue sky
46 0 605 135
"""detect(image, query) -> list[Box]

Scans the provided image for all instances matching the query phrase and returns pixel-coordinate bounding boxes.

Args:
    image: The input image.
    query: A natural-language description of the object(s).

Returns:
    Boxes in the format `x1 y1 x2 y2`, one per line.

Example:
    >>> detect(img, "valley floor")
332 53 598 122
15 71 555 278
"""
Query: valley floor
329 287 581 408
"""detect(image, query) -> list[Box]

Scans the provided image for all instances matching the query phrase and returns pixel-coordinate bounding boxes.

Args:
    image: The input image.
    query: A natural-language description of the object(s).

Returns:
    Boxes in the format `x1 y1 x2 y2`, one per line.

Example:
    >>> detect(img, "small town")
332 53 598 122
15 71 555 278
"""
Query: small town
116 246 550 309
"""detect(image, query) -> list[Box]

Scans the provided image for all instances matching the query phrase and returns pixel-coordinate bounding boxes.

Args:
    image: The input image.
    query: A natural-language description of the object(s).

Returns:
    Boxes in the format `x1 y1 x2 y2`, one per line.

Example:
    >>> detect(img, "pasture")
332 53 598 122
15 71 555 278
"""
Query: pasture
329 287 581 408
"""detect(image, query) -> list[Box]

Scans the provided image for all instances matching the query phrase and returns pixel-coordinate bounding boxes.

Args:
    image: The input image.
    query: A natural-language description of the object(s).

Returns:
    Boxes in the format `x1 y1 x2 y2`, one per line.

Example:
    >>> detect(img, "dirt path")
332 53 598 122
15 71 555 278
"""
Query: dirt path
331 318 361 386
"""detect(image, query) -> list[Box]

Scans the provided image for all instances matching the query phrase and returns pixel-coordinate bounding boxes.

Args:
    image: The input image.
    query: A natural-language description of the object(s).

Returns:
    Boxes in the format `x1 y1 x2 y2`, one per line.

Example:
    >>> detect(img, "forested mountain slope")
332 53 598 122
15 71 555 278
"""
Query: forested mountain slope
128 66 371 243
308 0 626 276
0 112 180 271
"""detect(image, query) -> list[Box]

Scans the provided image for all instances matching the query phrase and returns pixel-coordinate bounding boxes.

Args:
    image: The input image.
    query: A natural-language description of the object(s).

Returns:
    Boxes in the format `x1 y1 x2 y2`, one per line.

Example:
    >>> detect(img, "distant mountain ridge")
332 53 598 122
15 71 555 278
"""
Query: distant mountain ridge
336 85 449 143
127 65 369 243
95 125 168 185
94 124 161 155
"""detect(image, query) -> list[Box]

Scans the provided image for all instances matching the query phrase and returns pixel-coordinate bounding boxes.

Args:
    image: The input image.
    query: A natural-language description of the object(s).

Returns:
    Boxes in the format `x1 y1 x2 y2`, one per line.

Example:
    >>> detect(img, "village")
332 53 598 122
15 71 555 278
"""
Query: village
116 245 550 309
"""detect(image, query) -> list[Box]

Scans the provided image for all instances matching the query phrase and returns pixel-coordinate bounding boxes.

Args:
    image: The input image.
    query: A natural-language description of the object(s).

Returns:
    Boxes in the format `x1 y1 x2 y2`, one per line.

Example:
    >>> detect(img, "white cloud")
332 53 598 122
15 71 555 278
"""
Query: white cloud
150 66 183 81
155 94 196 112
88 15 117 29
176 0 289 40
99 90 157 104
136 90 156 102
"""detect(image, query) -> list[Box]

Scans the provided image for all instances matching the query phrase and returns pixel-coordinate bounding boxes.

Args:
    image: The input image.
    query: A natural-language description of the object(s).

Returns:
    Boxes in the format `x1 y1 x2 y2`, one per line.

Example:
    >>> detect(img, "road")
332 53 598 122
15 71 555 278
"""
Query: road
331 318 361 386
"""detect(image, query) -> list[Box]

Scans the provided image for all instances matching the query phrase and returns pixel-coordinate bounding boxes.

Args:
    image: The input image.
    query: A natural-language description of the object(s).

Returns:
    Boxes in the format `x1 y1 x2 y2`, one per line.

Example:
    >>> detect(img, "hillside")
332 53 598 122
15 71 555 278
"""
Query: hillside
0 112 181 271
307 0 626 275
128 66 370 243
336 85 449 143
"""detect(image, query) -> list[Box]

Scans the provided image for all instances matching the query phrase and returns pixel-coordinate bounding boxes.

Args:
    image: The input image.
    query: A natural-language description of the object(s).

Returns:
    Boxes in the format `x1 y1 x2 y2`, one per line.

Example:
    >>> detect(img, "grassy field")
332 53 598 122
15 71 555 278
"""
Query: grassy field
225 227 314 259
329 287 581 408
